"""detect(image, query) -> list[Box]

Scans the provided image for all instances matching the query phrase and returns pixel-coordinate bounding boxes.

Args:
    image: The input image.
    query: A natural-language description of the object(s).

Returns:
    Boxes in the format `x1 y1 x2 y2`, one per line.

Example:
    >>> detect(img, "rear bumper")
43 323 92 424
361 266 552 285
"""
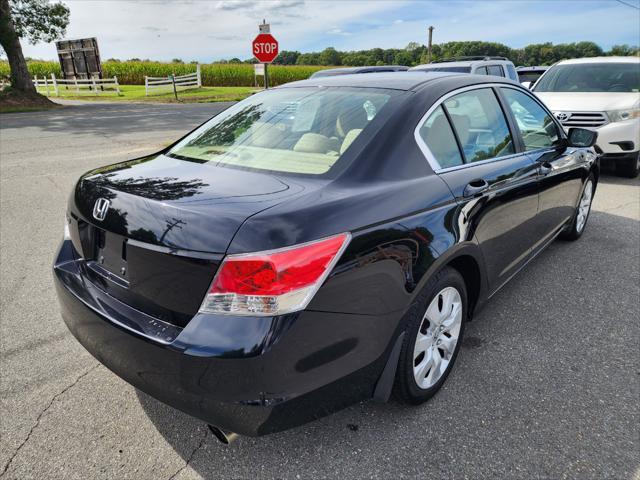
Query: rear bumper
54 240 401 436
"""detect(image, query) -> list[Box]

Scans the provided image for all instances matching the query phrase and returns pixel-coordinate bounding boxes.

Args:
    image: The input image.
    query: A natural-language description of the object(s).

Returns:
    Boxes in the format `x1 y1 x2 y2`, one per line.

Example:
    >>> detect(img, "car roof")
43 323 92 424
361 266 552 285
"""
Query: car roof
316 65 409 74
281 71 520 92
555 56 640 65
282 71 461 91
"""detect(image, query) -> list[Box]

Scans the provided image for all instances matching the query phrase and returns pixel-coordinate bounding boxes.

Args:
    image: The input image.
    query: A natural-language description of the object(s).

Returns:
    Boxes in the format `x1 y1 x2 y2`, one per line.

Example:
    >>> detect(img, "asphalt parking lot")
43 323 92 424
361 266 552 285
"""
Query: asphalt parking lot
1 102 638 480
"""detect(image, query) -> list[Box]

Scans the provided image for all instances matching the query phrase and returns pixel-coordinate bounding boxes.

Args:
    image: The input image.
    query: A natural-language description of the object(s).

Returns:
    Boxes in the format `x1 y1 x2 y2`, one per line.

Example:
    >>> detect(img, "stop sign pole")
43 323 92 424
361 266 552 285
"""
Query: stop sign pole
253 21 278 89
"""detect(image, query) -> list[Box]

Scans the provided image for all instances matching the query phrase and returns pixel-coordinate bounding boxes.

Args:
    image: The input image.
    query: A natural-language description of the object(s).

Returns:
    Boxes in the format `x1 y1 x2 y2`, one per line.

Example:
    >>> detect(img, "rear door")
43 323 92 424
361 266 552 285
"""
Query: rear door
498 86 589 250
416 85 540 292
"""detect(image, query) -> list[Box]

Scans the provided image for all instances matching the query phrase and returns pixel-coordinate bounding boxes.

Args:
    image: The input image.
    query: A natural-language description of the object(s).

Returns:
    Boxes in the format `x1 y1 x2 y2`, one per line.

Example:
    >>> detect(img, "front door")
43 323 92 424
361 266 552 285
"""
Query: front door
498 86 591 252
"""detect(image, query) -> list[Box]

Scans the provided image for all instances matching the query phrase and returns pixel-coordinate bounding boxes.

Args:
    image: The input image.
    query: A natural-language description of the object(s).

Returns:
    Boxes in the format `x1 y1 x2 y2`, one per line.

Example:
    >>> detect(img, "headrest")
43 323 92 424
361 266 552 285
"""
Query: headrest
293 133 333 153
336 105 368 137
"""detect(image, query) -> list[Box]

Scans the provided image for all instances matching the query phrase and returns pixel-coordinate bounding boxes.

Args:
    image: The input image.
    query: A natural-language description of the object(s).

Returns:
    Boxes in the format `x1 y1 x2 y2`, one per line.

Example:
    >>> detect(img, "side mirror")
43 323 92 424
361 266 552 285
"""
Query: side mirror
567 128 598 148
521 81 531 89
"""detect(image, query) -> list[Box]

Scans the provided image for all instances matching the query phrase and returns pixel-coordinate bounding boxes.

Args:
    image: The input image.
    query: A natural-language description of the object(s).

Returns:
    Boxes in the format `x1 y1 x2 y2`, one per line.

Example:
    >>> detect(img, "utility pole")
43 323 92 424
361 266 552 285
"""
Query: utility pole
427 26 434 63
159 217 185 244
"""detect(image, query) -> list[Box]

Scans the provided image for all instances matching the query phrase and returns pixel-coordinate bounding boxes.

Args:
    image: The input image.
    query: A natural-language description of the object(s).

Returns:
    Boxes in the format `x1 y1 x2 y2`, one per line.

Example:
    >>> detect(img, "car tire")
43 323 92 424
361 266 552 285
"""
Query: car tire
617 153 640 178
560 174 595 241
393 267 467 405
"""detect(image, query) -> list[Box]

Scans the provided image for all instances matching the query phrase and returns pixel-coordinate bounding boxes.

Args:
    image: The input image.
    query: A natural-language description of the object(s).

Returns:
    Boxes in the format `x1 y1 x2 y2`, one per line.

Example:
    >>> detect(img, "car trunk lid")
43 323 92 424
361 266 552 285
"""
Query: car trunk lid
67 153 317 327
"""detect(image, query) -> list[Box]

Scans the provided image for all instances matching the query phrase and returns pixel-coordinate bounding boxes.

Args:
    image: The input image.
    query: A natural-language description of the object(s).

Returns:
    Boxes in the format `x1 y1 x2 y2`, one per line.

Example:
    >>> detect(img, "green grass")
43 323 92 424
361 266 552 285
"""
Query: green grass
35 85 256 103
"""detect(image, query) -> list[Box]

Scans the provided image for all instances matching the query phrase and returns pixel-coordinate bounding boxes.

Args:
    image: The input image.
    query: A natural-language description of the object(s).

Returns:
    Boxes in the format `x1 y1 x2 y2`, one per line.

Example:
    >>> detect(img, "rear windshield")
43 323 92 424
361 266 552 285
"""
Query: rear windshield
168 87 399 175
534 63 640 93
518 72 544 83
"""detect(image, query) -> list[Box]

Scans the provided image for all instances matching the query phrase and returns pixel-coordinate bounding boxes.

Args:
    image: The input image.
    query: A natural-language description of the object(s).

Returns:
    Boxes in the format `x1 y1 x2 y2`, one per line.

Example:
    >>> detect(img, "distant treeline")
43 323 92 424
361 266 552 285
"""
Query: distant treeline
92 41 639 68
266 41 639 67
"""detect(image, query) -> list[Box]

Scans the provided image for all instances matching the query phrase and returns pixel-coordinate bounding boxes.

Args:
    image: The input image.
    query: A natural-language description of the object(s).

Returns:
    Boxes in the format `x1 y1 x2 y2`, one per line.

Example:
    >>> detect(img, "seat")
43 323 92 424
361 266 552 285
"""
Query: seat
244 122 288 149
293 133 335 153
449 113 470 148
336 105 368 138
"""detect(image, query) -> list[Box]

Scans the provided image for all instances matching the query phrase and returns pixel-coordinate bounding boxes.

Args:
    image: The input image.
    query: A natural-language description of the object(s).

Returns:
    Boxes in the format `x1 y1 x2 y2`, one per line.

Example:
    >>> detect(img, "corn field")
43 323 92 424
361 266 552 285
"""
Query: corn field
0 61 327 87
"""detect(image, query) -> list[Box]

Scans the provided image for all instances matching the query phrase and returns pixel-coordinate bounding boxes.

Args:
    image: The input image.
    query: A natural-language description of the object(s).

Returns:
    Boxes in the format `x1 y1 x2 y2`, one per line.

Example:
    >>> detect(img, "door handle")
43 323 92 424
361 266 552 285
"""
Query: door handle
463 178 489 197
539 161 553 175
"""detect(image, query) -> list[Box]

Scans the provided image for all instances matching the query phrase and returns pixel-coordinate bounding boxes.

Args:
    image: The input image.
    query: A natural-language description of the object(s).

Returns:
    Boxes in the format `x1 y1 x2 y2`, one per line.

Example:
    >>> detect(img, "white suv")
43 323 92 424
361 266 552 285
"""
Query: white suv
410 56 519 81
534 56 640 177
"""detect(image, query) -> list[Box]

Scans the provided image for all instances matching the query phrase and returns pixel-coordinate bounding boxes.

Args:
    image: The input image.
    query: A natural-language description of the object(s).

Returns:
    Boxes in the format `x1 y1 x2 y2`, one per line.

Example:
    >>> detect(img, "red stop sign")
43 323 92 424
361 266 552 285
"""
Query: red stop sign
252 34 279 63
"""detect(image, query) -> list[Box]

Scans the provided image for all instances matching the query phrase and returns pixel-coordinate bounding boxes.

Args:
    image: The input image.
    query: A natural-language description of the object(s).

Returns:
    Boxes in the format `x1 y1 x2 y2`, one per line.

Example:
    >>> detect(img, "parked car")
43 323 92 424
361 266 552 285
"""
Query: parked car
534 56 639 177
516 66 548 88
54 72 599 443
310 65 409 78
410 56 519 81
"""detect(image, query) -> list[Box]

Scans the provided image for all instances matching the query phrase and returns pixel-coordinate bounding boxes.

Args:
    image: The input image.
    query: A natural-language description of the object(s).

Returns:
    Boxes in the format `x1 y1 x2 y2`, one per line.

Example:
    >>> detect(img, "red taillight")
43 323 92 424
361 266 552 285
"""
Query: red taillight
200 233 351 316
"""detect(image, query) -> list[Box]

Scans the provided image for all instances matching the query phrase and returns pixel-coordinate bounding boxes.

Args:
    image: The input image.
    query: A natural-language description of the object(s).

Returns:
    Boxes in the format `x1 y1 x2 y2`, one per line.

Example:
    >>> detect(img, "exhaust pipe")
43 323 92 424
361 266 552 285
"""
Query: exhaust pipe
208 424 239 444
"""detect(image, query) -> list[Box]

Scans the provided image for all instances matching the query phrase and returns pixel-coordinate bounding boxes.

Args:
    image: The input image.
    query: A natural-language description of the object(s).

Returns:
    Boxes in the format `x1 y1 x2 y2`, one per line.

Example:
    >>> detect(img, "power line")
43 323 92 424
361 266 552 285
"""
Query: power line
615 0 640 10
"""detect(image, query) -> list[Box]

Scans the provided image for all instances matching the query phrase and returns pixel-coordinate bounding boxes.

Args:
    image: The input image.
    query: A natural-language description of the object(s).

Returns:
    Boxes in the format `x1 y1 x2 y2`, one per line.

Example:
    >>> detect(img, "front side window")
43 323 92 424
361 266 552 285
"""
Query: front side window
534 63 640 93
443 88 515 162
168 87 397 175
501 88 560 150
418 105 464 168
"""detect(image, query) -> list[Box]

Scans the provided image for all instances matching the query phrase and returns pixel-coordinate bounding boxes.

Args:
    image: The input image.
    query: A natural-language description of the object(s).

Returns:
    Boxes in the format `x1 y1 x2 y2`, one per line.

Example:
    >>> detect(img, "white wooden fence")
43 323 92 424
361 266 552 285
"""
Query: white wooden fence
145 64 201 96
33 74 120 96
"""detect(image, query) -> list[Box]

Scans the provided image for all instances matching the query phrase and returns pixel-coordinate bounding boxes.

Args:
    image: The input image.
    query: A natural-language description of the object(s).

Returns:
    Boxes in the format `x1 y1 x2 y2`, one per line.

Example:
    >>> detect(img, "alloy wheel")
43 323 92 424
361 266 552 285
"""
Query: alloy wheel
413 286 463 389
576 179 593 233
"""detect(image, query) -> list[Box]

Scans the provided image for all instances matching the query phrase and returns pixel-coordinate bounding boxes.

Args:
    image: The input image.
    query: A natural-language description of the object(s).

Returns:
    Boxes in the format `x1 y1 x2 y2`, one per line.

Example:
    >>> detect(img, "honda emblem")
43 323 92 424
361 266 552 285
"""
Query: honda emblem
93 198 110 221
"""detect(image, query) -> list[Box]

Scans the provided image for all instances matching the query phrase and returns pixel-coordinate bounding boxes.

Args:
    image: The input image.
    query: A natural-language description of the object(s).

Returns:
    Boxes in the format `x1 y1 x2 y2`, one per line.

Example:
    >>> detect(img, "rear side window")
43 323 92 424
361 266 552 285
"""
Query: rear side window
443 88 515 162
418 106 464 168
475 66 489 75
487 65 505 77
501 88 560 150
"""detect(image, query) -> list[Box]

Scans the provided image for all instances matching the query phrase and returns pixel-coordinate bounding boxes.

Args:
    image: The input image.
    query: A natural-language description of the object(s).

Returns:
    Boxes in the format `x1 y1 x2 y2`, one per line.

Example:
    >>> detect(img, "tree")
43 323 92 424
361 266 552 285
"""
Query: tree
273 50 299 65
608 44 639 56
318 47 341 66
0 0 69 92
405 41 421 51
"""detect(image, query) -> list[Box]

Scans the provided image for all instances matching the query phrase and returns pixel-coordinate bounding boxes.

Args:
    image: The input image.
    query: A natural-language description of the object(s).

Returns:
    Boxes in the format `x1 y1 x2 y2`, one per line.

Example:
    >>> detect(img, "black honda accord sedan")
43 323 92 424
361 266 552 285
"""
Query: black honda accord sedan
54 72 598 441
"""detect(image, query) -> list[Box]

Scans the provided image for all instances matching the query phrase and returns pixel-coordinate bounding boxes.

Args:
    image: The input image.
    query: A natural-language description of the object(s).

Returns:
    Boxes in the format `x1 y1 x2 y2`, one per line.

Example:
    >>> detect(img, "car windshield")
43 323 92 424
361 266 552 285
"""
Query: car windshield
534 63 640 93
168 87 398 176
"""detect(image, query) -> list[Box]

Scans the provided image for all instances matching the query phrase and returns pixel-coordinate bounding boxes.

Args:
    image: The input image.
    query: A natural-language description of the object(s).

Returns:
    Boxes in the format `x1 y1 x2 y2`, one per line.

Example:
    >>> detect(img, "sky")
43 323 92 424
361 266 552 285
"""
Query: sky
16 0 640 62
